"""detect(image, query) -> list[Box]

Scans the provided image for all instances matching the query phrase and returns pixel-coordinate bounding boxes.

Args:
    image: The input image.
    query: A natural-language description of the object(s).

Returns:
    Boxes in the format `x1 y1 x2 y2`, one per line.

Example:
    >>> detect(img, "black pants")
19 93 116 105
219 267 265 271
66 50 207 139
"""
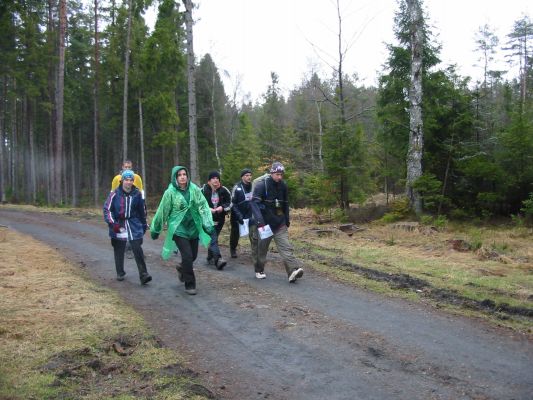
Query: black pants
229 217 240 251
111 238 148 278
173 235 199 286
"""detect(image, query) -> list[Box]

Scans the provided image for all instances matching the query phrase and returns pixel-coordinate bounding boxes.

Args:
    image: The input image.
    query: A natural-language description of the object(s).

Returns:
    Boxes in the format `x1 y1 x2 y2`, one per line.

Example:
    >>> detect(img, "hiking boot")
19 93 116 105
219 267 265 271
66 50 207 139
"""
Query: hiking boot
230 248 237 258
288 268 304 283
176 265 184 282
185 282 197 295
140 273 152 285
255 272 266 279
117 273 126 281
215 257 227 270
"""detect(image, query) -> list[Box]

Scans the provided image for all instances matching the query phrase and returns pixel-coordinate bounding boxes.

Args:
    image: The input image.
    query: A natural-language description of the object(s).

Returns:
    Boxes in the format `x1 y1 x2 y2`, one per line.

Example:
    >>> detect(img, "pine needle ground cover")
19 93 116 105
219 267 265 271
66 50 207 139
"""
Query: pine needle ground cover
0 227 213 400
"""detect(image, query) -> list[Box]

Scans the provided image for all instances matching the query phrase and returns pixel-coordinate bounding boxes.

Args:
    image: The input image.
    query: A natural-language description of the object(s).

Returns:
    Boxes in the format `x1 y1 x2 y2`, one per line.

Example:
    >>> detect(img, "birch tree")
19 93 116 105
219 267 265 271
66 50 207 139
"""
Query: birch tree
405 0 424 215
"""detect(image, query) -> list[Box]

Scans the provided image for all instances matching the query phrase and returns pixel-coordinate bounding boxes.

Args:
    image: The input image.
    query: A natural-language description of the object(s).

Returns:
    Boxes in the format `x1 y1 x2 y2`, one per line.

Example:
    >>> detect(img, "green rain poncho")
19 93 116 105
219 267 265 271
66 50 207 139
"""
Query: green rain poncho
150 166 214 260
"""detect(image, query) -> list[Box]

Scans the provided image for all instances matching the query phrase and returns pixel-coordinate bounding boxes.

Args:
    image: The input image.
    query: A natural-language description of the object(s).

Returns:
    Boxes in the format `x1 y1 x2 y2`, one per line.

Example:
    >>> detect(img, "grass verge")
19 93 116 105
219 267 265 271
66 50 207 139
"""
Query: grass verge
0 226 215 400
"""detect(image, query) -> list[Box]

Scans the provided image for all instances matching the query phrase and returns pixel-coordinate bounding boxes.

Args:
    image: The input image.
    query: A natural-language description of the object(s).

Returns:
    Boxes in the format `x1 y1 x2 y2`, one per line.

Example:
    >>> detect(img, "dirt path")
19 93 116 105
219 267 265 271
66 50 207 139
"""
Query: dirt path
1 209 532 400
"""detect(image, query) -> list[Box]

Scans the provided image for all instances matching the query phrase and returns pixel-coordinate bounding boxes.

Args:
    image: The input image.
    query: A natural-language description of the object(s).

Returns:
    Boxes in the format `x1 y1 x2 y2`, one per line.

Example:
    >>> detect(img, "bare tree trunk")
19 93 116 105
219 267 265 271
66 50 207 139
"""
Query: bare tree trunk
122 0 133 160
10 79 17 201
28 98 36 203
0 76 6 203
335 0 349 210
405 0 424 215
211 67 221 172
183 0 199 183
93 0 100 206
138 95 146 198
312 85 324 172
53 0 66 204
70 128 77 206
173 91 180 165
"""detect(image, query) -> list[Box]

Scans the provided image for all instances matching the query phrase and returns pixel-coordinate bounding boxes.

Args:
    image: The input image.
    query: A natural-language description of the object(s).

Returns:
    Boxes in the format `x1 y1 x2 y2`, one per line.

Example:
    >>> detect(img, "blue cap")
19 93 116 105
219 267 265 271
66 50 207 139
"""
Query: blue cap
122 169 135 180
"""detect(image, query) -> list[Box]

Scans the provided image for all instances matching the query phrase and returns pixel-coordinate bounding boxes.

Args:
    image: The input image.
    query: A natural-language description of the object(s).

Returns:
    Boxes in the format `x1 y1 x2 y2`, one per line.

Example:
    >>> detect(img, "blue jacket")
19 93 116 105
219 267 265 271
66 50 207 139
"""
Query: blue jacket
103 185 147 240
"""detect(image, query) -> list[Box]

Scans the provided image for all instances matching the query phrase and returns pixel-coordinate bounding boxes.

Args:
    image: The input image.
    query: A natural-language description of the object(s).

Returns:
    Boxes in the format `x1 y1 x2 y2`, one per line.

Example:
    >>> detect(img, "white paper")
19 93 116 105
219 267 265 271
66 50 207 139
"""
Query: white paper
239 219 249 237
258 224 273 240
117 228 128 239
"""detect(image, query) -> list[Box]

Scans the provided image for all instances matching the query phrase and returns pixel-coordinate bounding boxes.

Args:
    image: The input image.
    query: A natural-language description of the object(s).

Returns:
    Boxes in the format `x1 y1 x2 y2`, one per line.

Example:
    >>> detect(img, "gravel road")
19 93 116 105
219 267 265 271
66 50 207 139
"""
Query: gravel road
1 208 531 400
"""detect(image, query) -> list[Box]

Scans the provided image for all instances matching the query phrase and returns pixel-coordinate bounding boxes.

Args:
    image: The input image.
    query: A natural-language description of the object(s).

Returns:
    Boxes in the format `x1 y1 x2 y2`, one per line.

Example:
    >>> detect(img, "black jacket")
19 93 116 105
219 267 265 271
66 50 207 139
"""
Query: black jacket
201 184 232 224
231 181 253 222
250 175 289 231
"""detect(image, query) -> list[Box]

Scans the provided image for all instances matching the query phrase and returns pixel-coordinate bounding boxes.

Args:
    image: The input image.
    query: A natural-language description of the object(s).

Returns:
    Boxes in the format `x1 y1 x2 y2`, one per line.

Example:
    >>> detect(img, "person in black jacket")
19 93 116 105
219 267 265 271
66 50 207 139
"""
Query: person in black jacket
201 171 232 269
250 162 304 282
229 168 253 258
103 169 152 285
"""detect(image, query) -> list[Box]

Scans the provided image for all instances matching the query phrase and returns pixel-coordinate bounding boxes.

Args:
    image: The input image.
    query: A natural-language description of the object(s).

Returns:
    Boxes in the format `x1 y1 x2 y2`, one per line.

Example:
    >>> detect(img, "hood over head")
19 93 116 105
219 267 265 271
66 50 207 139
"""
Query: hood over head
171 165 190 190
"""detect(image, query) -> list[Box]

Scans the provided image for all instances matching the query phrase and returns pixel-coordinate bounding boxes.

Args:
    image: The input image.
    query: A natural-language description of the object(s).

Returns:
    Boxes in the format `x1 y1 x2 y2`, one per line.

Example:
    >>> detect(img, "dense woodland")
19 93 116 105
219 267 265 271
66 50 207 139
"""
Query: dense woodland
1 0 532 222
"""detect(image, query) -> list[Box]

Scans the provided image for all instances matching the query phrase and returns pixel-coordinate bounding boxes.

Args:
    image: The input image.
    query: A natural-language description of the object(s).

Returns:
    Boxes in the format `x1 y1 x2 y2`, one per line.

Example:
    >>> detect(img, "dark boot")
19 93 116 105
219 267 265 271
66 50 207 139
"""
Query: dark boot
215 257 227 270
176 264 184 282
185 281 197 295
230 248 237 258
140 273 152 285
207 249 214 264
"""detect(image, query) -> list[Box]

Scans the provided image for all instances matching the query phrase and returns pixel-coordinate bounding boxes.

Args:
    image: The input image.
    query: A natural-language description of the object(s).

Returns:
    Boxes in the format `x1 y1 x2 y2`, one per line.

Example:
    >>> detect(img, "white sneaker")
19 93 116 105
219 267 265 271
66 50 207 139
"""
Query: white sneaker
288 268 304 283
255 272 266 279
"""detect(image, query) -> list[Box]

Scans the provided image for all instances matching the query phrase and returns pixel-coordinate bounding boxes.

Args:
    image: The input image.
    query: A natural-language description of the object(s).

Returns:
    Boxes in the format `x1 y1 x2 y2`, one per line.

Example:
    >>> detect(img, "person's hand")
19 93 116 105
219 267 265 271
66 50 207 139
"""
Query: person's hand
204 225 215 235
150 231 159 240
257 223 265 229
238 218 244 225
112 223 121 233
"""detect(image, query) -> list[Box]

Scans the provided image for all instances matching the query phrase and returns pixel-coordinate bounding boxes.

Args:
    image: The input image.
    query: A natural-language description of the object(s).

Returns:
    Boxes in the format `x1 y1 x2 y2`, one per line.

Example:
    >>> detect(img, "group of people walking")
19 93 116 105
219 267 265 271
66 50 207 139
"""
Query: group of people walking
103 161 304 295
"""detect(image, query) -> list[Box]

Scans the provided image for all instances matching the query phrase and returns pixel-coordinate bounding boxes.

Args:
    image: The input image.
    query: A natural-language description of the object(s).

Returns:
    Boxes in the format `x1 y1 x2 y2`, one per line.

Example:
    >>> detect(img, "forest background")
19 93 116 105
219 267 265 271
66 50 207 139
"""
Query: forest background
0 0 532 224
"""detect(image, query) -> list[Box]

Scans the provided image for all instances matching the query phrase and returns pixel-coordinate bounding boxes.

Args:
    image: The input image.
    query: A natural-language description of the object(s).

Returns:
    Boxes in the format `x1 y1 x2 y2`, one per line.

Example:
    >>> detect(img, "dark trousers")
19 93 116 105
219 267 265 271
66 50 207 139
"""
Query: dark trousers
173 235 199 286
111 238 148 278
229 217 240 251
208 220 224 260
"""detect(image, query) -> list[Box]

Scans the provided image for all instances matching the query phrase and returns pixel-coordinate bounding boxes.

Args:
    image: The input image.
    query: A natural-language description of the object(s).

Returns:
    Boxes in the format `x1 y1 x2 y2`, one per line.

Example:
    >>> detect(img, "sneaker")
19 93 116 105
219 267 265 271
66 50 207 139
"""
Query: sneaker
288 268 304 283
117 273 126 281
230 249 237 258
185 283 197 295
140 274 152 285
255 272 266 279
215 257 227 270
206 255 214 265
176 266 184 282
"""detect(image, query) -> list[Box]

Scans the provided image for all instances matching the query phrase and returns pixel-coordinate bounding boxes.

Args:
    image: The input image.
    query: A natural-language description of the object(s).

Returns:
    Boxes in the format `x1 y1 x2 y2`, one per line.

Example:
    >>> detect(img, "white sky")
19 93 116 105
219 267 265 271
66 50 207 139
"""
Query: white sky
146 0 532 102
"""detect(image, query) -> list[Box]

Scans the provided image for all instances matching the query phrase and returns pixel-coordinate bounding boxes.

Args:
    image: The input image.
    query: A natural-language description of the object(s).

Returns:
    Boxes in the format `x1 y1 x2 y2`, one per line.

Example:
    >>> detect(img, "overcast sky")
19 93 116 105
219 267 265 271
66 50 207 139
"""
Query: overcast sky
146 0 532 102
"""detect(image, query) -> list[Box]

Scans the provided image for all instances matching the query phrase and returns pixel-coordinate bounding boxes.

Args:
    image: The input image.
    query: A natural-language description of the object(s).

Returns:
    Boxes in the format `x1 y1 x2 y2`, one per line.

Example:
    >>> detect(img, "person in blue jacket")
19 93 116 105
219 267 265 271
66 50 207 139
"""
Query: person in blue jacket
103 169 152 285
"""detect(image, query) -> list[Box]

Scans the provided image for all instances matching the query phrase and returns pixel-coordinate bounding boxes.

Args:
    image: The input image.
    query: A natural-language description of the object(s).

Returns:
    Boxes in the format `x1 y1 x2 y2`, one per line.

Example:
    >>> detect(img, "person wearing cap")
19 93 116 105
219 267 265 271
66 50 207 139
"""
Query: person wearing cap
250 161 304 283
201 171 232 270
103 169 152 285
229 168 254 258
111 160 144 198
150 166 215 295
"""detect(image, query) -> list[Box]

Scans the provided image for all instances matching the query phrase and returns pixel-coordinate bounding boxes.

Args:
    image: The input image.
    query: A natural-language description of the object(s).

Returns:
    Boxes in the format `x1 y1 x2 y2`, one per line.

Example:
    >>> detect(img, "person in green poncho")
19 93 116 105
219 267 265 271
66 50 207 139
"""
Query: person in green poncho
150 166 215 295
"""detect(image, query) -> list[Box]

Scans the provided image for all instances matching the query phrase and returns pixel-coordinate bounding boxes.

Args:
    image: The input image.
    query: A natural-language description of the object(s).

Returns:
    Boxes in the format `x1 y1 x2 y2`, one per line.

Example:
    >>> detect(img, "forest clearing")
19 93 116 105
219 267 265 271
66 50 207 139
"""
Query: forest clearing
1 205 531 399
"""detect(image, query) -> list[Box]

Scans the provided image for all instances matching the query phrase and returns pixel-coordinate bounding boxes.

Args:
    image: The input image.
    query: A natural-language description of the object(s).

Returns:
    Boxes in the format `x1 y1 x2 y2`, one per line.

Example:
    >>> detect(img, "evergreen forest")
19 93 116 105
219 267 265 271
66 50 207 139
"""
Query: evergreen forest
1 0 532 222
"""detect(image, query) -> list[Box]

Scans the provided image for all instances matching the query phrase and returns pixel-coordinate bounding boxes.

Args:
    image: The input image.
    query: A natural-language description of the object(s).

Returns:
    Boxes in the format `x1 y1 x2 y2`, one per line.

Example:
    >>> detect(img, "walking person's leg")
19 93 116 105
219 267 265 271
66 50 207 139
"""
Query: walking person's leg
211 222 227 270
273 226 303 282
130 238 151 285
174 236 197 294
251 226 272 278
111 238 127 280
229 217 239 258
